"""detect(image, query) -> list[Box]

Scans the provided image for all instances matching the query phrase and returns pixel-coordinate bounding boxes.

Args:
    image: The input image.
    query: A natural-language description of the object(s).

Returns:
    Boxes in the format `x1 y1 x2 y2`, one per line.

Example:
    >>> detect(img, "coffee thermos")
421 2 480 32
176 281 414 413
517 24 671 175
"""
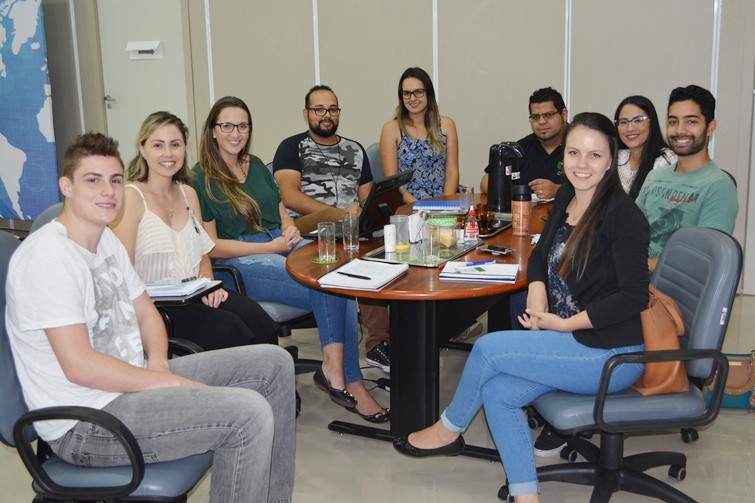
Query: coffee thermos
487 142 524 213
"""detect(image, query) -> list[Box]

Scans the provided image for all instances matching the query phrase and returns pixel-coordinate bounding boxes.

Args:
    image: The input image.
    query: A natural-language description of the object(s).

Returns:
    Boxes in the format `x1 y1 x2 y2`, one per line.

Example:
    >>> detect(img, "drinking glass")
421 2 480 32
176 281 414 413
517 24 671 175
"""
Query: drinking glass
459 186 475 212
317 222 336 262
342 213 359 251
390 215 410 253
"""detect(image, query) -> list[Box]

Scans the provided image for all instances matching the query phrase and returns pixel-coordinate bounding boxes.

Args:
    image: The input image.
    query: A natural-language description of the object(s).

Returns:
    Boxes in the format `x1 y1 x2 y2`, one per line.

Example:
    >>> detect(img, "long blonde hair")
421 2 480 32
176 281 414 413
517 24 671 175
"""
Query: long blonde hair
128 111 190 183
395 67 445 154
198 96 262 231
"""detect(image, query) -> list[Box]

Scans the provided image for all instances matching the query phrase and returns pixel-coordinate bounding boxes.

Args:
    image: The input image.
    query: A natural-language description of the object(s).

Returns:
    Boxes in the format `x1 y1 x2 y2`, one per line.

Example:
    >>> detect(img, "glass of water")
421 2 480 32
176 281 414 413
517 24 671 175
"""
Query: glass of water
342 213 359 251
317 222 337 262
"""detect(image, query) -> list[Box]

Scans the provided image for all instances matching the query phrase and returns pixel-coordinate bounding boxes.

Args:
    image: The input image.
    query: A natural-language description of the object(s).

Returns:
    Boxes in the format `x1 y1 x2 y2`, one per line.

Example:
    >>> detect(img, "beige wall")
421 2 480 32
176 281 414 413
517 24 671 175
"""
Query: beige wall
440 0 565 182
44 0 755 288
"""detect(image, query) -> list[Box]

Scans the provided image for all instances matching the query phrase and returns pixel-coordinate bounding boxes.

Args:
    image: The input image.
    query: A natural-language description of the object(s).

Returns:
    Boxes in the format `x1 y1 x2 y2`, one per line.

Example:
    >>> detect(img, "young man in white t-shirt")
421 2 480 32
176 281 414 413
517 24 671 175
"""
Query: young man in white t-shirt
6 133 295 503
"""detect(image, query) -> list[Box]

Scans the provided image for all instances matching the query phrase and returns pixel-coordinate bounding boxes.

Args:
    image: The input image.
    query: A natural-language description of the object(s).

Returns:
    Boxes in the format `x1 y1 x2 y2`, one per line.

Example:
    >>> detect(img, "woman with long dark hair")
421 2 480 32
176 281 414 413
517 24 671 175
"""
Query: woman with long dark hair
380 67 459 203
188 96 389 422
613 95 676 199
394 113 649 502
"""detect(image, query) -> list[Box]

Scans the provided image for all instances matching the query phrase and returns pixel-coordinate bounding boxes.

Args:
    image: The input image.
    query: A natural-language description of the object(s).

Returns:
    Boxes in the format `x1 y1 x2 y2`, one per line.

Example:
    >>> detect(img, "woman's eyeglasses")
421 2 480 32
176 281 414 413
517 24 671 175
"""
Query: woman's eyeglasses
402 89 425 100
215 122 251 134
615 116 649 128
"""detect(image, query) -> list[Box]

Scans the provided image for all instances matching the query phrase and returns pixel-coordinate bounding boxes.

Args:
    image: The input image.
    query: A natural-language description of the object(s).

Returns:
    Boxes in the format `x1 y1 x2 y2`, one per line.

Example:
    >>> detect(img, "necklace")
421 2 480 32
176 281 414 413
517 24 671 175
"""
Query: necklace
144 184 184 220
311 136 343 207
236 158 248 182
565 199 586 226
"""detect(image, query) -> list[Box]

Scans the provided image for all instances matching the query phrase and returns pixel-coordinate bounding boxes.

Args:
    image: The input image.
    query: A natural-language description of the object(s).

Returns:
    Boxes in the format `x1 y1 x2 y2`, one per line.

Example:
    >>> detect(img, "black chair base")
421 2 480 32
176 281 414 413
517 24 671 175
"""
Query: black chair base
499 433 695 503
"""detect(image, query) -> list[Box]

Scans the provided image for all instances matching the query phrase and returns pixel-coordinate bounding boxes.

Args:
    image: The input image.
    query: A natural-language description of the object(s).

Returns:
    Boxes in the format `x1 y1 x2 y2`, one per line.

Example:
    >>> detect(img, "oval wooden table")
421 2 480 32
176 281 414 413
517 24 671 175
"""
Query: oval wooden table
286 199 550 454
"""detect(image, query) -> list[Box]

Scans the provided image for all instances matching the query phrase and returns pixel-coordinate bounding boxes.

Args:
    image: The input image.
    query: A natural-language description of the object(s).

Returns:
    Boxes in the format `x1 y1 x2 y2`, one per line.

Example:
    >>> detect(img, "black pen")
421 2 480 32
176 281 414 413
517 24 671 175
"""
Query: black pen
337 271 371 280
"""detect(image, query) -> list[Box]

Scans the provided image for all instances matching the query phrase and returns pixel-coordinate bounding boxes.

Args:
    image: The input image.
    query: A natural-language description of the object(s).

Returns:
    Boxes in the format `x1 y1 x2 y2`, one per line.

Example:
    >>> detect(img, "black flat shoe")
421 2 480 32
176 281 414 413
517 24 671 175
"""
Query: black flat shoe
393 434 465 458
348 406 390 424
313 368 357 408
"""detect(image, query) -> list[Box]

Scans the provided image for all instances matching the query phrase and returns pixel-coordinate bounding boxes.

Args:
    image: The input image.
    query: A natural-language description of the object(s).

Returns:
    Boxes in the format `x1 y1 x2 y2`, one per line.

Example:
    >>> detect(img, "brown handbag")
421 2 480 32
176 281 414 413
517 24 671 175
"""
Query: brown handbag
631 284 690 396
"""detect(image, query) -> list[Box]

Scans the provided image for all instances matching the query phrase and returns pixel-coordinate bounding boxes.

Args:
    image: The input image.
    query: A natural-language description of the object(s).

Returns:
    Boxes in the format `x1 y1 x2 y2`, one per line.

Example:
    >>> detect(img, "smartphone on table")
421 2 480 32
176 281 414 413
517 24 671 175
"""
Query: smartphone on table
478 245 515 256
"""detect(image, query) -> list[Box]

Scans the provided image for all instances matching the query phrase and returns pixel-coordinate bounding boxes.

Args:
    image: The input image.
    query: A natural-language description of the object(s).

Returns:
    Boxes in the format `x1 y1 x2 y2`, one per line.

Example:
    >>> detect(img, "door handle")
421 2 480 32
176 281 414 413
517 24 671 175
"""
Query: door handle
104 95 117 109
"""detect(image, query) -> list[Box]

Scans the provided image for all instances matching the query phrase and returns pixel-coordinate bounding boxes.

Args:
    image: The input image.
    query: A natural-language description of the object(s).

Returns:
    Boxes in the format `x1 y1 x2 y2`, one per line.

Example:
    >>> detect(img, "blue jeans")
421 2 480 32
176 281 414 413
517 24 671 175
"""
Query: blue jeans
49 345 295 503
440 330 644 497
217 229 362 383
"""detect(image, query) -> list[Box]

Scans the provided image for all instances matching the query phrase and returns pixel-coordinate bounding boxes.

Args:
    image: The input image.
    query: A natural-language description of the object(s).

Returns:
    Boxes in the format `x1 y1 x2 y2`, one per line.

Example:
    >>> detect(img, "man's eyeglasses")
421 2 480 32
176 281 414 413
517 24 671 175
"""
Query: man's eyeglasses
402 89 425 100
307 107 341 117
215 122 250 134
529 111 560 122
615 116 649 128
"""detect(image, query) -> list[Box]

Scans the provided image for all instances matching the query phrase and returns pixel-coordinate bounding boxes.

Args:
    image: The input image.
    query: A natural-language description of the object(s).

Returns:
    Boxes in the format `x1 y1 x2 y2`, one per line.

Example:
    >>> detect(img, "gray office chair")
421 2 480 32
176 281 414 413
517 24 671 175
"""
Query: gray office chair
29 201 63 233
0 230 214 501
366 142 384 182
499 227 742 502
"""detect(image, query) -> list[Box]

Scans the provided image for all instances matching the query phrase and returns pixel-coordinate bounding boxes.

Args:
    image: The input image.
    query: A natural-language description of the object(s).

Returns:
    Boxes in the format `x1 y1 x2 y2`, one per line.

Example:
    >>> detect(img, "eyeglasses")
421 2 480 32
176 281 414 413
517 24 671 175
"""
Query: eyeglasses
615 116 649 128
307 107 341 117
402 89 425 100
529 111 560 122
215 122 250 134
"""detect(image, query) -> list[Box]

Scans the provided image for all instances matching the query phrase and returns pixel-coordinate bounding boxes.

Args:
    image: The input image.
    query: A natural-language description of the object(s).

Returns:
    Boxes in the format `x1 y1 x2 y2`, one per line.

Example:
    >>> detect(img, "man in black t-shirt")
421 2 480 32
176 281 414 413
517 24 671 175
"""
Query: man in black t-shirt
481 87 568 200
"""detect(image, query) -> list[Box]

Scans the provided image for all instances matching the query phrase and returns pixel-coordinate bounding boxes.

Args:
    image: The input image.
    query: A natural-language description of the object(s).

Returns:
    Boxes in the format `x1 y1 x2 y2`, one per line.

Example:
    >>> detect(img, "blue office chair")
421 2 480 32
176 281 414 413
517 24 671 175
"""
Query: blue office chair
498 227 742 502
0 230 213 502
366 143 383 183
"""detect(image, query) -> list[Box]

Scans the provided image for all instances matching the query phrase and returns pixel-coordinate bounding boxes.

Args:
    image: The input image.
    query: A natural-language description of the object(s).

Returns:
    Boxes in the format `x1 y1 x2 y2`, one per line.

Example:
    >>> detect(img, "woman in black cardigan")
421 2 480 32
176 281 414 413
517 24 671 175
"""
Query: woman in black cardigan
394 113 649 502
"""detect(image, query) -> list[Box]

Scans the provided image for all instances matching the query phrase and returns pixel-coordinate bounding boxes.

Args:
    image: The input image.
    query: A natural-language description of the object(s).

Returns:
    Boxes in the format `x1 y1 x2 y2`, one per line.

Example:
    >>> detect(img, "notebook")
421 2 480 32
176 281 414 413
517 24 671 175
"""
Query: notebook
412 200 461 212
318 259 409 291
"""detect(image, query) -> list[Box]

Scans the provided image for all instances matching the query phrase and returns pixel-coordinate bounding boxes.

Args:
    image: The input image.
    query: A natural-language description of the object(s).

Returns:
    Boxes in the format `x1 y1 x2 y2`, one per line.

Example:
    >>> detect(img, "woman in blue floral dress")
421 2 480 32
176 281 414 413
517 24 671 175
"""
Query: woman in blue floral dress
380 67 459 203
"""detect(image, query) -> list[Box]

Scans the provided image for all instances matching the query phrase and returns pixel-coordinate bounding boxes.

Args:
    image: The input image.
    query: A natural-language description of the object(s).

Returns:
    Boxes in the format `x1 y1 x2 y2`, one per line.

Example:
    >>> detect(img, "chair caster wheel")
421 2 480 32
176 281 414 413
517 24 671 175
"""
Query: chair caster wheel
681 428 698 443
525 407 544 430
669 464 687 481
497 484 514 502
560 446 578 462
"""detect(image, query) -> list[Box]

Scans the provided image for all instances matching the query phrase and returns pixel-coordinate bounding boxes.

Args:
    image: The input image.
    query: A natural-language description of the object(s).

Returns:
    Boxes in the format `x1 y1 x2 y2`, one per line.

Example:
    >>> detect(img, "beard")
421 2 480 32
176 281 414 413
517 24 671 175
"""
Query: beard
310 119 338 138
669 133 707 157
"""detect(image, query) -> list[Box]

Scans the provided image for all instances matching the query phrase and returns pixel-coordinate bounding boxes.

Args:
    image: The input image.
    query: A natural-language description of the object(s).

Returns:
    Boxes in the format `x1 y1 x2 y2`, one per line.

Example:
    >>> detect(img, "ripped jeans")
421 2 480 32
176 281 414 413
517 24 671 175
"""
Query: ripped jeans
217 229 362 383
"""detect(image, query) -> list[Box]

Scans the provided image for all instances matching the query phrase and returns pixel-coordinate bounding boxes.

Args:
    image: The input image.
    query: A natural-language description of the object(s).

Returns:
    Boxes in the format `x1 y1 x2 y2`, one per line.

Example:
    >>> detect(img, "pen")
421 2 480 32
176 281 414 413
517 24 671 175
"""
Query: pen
462 260 496 267
337 271 371 280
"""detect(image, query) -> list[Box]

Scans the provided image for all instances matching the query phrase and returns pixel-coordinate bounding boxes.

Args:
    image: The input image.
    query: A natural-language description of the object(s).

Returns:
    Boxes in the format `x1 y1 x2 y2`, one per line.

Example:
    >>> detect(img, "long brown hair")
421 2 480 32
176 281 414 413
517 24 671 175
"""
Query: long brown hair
198 96 262 231
394 67 445 154
558 112 622 281
128 111 190 183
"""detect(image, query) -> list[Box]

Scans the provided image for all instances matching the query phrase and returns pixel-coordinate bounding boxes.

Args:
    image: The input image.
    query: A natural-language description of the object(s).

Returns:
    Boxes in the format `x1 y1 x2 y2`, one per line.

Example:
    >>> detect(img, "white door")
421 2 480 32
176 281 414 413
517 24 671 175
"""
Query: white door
97 0 191 159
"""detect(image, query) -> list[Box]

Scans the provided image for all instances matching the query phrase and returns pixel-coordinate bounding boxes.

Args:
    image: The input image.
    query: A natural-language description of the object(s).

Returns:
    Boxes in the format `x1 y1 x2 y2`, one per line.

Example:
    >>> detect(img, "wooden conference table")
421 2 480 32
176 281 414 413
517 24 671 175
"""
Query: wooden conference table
286 198 550 453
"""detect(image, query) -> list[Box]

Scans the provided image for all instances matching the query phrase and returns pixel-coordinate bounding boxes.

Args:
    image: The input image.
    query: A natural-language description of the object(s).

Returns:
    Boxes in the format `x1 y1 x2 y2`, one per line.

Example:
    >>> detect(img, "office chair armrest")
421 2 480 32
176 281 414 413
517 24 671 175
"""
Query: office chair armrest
168 337 205 357
13 405 144 500
593 349 730 434
212 264 247 294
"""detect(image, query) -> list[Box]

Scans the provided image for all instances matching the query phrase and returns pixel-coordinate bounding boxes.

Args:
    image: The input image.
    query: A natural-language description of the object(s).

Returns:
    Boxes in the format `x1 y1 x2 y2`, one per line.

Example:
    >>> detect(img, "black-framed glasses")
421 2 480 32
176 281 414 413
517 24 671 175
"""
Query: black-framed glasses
402 89 425 100
615 116 649 128
307 107 341 117
215 122 251 134
529 111 560 122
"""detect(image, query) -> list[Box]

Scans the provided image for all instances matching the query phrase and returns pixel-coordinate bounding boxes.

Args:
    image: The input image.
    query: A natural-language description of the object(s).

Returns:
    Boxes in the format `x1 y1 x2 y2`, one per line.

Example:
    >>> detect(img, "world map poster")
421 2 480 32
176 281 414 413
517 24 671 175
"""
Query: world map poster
0 0 58 220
